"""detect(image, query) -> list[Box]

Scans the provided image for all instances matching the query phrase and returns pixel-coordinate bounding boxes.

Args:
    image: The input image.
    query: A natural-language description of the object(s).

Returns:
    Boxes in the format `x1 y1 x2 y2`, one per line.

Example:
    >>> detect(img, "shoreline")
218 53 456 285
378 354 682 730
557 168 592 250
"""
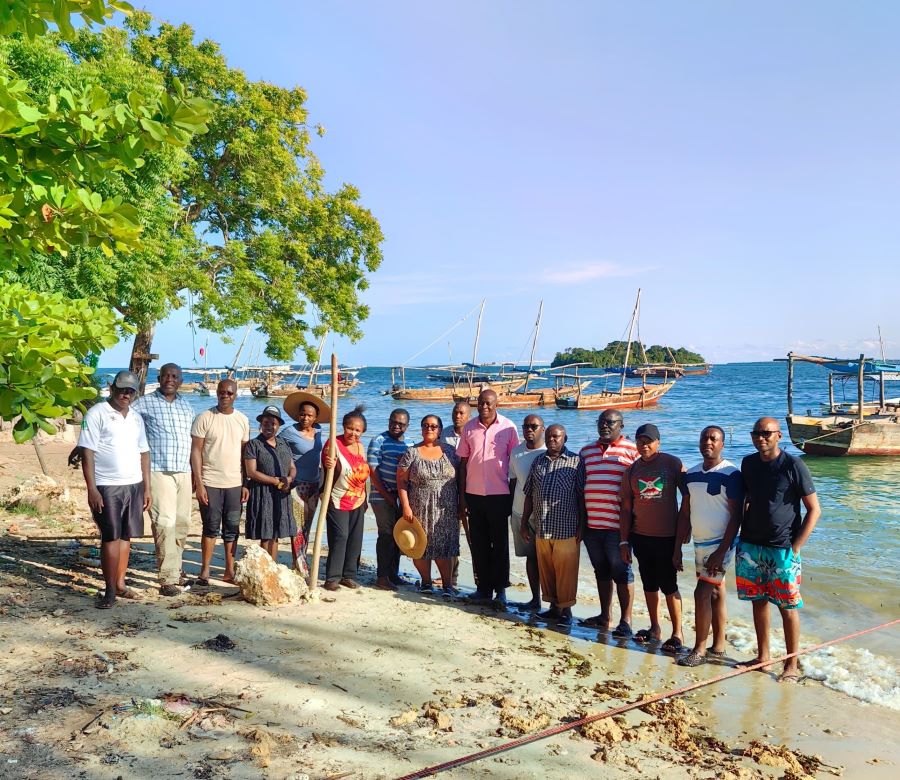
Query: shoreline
1 441 899 778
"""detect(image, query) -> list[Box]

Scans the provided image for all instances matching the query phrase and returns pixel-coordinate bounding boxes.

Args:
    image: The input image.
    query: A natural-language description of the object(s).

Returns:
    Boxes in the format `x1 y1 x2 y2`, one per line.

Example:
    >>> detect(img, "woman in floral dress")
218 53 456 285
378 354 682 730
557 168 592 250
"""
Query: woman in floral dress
397 414 460 594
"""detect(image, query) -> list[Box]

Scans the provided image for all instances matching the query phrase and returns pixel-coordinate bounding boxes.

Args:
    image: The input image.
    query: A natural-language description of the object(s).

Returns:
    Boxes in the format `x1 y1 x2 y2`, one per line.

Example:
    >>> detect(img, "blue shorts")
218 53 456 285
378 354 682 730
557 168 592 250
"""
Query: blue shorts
583 528 633 586
735 541 803 609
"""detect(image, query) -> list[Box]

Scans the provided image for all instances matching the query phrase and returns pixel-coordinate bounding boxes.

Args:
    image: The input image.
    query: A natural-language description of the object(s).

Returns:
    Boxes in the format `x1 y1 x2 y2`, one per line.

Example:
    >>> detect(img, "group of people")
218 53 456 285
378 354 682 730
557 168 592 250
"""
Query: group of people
79 369 820 681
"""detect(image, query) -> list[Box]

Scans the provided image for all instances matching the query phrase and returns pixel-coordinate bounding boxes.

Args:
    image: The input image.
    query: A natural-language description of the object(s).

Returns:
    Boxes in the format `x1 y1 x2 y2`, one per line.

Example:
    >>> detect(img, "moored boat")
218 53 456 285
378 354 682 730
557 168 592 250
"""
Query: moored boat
782 352 900 456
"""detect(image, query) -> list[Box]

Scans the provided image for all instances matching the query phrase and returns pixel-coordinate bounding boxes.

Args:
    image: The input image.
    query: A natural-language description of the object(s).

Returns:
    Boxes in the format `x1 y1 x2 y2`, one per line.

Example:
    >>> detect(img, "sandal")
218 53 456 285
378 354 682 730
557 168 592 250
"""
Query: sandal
579 614 610 629
96 593 115 610
611 621 633 639
633 629 659 644
661 637 684 654
194 577 210 587
677 650 706 667
777 669 801 683
706 647 727 657
115 587 140 600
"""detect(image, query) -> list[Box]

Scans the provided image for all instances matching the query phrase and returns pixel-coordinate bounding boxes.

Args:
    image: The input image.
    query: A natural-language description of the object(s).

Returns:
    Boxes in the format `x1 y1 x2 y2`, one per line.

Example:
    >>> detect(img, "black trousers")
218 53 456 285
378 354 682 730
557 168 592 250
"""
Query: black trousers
325 504 366 583
465 492 512 593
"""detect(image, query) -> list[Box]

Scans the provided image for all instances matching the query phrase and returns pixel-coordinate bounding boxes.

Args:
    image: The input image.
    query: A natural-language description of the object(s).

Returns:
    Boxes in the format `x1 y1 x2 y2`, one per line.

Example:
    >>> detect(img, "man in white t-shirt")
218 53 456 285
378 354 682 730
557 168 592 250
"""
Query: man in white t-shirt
508 414 546 611
78 371 151 609
190 379 250 585
675 425 743 667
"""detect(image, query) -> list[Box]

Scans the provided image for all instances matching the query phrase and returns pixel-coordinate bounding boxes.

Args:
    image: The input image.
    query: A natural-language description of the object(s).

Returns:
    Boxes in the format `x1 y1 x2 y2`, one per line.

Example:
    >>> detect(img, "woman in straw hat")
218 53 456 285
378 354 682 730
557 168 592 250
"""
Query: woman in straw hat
280 391 328 572
397 414 460 595
244 406 297 560
321 405 371 591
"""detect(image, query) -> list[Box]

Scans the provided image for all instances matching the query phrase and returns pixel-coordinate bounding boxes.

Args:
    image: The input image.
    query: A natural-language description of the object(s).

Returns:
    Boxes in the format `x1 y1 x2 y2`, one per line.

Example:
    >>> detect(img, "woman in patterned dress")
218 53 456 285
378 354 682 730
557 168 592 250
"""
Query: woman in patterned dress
397 414 460 594
321 405 371 591
244 406 297 560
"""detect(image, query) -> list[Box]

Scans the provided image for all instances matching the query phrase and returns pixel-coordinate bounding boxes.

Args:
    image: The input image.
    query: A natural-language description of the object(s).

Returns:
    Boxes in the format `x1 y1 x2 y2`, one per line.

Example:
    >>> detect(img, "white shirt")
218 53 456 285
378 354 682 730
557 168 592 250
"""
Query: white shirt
508 441 547 517
78 402 149 486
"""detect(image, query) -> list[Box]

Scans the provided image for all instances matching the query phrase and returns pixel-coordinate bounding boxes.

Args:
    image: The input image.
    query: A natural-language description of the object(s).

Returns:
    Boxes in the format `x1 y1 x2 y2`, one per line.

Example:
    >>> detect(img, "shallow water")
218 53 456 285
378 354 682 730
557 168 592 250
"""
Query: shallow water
121 361 900 708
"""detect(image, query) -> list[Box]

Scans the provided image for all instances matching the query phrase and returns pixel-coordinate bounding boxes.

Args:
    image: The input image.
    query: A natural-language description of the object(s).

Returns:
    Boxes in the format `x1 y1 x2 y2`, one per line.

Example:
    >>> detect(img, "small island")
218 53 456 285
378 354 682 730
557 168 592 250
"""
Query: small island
552 341 705 369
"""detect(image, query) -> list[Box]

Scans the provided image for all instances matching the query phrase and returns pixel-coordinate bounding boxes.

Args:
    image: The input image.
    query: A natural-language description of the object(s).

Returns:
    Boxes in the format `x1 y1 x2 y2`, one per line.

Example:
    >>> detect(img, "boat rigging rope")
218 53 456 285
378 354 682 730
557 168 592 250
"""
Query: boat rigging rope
794 420 869 446
394 617 899 780
400 302 483 367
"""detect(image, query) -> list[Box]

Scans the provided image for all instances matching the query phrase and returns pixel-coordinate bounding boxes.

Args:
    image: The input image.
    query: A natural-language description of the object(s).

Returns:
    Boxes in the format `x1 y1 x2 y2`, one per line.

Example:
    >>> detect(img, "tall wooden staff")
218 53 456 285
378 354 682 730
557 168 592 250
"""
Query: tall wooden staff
307 353 340 590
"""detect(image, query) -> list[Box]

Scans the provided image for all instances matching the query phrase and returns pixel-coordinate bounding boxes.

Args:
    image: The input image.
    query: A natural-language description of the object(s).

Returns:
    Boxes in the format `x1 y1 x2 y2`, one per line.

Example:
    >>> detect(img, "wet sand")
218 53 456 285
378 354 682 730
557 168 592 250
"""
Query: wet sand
0 439 898 778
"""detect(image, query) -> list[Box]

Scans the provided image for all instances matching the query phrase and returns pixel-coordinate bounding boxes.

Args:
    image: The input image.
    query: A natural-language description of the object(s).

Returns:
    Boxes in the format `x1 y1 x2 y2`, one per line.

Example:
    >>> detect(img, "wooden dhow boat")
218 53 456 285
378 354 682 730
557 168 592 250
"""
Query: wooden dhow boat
555 289 677 411
782 352 900 456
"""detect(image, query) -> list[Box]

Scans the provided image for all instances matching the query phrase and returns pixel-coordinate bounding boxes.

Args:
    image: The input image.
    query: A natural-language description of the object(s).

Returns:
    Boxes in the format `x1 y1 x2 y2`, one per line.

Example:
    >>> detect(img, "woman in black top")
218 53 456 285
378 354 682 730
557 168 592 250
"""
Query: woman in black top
244 406 297 560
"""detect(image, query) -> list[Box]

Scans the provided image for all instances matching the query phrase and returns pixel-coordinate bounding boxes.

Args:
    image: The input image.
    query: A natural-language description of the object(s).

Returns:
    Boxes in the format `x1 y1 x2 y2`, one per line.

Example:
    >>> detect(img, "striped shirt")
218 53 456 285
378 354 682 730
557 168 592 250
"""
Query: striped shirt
367 432 409 503
524 448 585 540
580 437 639 531
132 390 194 473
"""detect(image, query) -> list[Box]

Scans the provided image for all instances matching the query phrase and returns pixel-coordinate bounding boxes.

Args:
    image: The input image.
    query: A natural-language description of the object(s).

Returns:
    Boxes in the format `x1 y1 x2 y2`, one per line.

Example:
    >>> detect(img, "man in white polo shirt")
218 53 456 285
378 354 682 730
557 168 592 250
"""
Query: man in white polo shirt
79 371 151 609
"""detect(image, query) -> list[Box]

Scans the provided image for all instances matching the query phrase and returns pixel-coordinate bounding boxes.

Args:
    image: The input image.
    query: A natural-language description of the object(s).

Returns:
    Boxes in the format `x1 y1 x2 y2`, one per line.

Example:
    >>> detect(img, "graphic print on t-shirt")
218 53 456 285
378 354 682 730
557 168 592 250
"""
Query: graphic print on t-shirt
638 476 665 500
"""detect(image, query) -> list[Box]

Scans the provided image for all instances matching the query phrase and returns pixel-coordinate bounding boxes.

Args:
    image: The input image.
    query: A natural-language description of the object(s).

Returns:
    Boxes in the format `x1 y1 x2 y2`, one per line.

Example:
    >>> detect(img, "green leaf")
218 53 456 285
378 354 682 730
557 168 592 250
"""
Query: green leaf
16 101 42 123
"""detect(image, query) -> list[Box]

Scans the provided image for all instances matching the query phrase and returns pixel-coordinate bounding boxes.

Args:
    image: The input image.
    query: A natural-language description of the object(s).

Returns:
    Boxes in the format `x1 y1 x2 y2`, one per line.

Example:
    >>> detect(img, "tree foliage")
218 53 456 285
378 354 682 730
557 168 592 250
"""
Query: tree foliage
0 0 210 439
0 282 120 442
552 341 705 368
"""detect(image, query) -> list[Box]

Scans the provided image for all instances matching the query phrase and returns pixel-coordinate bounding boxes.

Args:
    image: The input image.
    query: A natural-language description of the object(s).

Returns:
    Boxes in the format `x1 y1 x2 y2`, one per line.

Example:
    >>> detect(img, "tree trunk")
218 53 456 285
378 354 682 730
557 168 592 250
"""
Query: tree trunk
129 325 158 395
32 439 51 477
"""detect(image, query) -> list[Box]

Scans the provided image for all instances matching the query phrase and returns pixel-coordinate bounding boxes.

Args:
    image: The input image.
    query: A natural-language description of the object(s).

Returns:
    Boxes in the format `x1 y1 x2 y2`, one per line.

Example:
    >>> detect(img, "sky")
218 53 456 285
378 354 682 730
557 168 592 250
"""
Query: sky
100 1 900 369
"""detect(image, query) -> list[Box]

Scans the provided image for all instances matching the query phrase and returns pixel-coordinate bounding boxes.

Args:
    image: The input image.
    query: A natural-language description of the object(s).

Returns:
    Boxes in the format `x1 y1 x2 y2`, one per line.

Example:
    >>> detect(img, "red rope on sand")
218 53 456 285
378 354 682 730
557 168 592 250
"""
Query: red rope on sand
395 618 900 779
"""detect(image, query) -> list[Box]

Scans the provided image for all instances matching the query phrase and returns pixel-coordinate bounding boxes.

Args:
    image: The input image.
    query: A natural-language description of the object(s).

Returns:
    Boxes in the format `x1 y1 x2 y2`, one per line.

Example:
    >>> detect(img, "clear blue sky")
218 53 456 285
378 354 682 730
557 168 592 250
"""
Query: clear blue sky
101 1 900 368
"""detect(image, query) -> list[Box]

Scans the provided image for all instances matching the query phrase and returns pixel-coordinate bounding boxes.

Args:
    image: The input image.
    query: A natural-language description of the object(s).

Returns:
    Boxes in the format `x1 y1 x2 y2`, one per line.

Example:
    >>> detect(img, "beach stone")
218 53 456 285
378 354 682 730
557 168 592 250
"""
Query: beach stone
1 474 62 510
233 545 310 606
389 709 419 727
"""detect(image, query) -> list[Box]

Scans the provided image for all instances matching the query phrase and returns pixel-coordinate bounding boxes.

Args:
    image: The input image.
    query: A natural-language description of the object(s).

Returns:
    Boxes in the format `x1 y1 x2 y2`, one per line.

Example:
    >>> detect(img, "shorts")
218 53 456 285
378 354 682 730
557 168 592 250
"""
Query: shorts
630 533 678 595
735 541 802 609
510 512 536 558
93 482 145 542
199 485 243 542
694 540 736 586
583 527 633 585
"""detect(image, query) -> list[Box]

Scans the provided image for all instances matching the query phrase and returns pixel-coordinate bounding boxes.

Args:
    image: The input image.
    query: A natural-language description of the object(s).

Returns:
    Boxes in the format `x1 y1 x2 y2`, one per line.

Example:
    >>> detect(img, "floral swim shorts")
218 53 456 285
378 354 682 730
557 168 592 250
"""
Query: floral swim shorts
735 541 803 609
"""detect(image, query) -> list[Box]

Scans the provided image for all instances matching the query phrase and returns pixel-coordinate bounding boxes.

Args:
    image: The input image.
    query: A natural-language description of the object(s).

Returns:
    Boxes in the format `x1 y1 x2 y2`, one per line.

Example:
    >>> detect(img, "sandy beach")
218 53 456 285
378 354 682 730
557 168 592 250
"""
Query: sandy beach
1 438 898 780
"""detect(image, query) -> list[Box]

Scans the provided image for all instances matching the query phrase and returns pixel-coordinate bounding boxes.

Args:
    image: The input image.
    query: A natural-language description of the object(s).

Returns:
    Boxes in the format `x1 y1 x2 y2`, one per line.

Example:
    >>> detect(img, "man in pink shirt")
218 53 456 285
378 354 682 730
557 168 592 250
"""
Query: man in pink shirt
457 389 520 607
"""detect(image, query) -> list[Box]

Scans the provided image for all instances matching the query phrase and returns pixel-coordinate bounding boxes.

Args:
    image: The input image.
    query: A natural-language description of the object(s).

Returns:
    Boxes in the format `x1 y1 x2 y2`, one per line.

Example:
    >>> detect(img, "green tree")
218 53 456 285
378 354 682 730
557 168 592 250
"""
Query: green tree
552 341 705 368
115 13 383 379
0 0 210 440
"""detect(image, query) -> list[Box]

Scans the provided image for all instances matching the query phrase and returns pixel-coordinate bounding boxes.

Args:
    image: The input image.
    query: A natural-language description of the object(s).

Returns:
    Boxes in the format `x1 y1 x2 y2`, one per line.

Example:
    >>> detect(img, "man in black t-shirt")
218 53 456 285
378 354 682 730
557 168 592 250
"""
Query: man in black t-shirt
735 417 820 682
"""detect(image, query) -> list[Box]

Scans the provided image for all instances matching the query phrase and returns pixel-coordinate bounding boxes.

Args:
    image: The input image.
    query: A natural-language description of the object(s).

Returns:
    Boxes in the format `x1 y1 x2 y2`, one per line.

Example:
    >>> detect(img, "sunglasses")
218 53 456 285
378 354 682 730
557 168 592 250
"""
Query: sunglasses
422 423 441 430
522 423 541 430
751 430 778 438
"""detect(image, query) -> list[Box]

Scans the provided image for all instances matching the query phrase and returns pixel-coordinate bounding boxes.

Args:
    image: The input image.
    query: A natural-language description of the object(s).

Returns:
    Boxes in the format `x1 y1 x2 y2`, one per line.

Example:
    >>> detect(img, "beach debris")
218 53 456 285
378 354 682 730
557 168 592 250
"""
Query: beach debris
743 740 841 778
233 544 310 606
389 709 419 727
197 634 236 652
552 646 592 677
423 702 453 731
578 711 625 743
497 700 551 735
592 679 633 701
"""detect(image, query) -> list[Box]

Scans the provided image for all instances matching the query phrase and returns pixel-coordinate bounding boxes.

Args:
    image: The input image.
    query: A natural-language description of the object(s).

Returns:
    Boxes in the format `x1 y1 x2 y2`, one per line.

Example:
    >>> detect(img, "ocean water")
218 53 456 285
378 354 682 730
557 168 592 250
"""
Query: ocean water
106 361 900 708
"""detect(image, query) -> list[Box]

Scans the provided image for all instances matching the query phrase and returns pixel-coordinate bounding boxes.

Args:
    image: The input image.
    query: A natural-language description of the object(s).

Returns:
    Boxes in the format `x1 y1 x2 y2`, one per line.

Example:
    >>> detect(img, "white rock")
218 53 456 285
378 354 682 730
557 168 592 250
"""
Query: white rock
234 545 310 606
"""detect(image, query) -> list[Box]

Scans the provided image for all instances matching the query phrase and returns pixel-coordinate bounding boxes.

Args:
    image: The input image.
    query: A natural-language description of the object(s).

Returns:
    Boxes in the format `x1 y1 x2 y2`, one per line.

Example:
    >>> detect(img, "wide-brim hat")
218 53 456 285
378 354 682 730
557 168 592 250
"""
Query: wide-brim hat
393 515 428 559
283 391 331 423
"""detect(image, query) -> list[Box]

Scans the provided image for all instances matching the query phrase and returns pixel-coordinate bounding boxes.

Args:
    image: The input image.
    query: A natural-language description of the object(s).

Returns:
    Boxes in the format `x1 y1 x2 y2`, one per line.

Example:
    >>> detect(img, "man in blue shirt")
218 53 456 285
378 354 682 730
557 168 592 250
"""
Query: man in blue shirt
368 409 410 590
132 364 195 596
735 418 820 682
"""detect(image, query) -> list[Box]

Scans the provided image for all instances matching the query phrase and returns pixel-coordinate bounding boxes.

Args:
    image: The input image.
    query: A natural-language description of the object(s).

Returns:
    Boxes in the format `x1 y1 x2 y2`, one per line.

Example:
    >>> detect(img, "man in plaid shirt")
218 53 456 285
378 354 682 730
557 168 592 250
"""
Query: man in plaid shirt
132 364 195 596
521 424 586 625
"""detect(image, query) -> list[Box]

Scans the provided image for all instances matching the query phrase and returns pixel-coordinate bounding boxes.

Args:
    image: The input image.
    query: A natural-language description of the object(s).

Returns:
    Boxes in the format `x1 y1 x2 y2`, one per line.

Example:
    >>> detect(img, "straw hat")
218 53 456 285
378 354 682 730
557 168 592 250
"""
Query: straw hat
283 391 331 424
393 515 428 559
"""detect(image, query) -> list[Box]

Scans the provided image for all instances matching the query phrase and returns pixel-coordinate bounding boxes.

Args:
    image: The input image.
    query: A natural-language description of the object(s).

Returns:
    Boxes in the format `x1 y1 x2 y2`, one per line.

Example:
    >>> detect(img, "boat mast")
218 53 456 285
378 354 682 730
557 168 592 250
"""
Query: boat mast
878 324 886 361
307 331 328 388
227 325 251 379
469 299 485 395
620 289 641 395
522 300 543 394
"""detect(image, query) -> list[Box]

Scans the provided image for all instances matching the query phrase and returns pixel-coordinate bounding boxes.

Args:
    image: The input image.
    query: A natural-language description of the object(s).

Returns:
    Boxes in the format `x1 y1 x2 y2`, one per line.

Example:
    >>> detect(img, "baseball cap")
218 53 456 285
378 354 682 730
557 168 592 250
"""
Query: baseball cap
635 423 660 441
112 370 140 391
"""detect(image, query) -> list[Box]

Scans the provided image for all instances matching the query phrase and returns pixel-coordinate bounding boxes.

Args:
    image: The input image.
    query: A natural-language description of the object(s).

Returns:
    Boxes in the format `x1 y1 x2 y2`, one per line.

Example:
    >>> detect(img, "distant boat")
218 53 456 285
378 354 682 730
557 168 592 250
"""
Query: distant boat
555 289 677 411
782 352 900 456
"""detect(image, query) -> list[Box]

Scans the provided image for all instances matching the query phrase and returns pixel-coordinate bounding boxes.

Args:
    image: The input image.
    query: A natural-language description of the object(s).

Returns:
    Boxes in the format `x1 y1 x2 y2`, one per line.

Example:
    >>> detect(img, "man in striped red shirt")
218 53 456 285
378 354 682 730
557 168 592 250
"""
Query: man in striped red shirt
578 410 638 638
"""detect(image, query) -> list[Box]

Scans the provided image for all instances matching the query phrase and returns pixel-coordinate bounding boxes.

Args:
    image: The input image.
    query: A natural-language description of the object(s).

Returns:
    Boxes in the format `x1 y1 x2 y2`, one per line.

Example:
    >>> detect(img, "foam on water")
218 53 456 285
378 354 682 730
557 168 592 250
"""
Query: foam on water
723 622 900 709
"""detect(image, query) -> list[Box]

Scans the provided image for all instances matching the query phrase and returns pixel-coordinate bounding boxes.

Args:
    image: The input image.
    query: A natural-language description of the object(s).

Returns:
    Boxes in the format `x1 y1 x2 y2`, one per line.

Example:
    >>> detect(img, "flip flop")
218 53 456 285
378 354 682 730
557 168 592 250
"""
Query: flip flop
633 629 659 645
677 650 706 667
115 587 140 600
194 577 210 587
661 637 684 654
777 670 801 683
579 614 610 629
611 621 633 639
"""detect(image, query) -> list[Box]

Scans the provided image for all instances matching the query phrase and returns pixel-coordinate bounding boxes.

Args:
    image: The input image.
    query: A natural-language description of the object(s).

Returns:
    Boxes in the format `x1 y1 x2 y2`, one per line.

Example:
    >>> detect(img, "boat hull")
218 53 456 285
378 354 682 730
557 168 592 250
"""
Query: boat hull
459 382 588 408
391 378 526 402
555 382 675 411
786 415 900 456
